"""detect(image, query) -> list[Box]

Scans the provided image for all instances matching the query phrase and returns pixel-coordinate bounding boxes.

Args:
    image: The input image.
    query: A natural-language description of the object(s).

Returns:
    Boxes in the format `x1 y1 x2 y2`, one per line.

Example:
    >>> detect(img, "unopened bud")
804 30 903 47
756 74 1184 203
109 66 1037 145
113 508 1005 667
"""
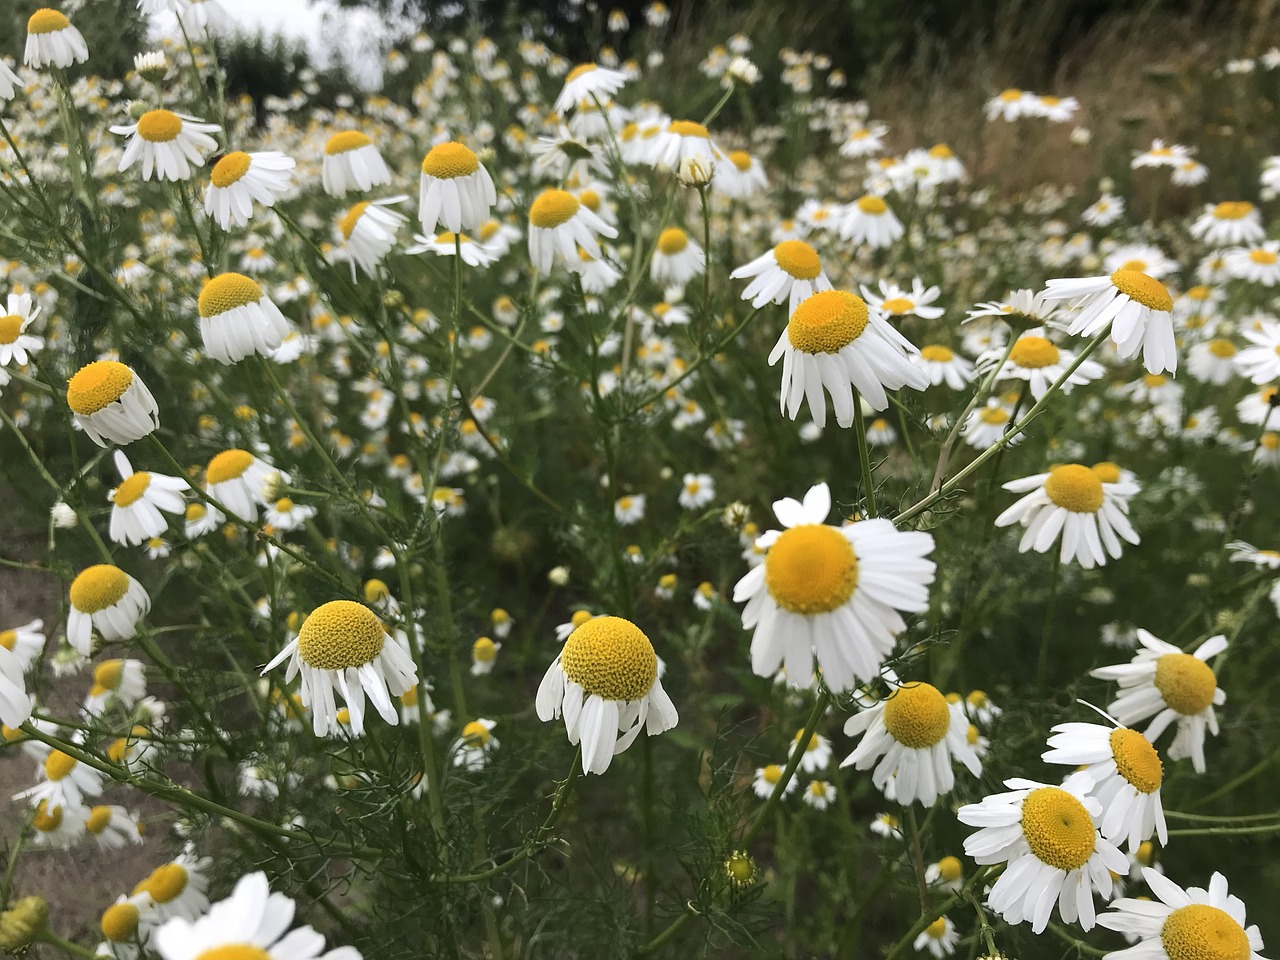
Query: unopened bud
0 896 48 950
676 156 715 187
51 502 77 529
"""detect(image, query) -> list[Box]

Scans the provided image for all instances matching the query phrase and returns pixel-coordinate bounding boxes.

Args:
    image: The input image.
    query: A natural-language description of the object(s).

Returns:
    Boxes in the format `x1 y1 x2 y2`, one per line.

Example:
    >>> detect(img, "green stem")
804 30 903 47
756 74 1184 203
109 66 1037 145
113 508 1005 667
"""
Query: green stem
37 931 99 960
852 389 878 515
905 806 932 912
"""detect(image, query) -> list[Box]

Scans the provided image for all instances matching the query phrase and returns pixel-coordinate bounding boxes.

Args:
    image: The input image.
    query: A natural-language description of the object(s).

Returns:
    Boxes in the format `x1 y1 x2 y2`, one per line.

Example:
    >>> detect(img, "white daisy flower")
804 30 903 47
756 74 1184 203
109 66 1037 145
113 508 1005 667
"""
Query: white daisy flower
614 494 646 525
174 0 233 36
0 643 32 728
197 272 291 365
337 196 408 277
418 141 497 235
985 88 1038 122
451 718 499 769
752 763 798 799
841 680 981 807
204 448 287 522
1083 194 1125 227
651 119 719 170
839 122 888 157
963 399 1019 449
650 228 706 288
108 450 188 547
1186 338 1239 385
321 131 392 197
0 58 23 101
527 188 618 275
85 804 144 850
861 278 945 321
111 110 221 182
914 344 974 389
925 856 965 892
791 729 833 773
0 292 43 366
678 473 715 510
67 564 150 656
24 8 88 69
1104 245 1177 280
770 290 929 425
1190 201 1266 246
913 916 960 958
979 329 1106 400
15 739 105 809
1225 541 1280 569
405 230 497 267
1041 269 1177 375
871 811 903 838
1224 242 1280 285
535 616 679 775
1 619 45 672
30 799 89 848
553 62 629 114
1132 139 1190 169
958 772 1128 933
1235 317 1280 384
994 464 1141 569
1236 385 1280 431
204 151 295 230
1172 159 1209 185
183 502 222 538
83 657 148 716
263 497 316 531
713 149 768 198
1091 631 1227 774
730 240 833 314
733 482 936 692
65 361 160 447
262 600 419 738
470 636 500 675
839 195 904 249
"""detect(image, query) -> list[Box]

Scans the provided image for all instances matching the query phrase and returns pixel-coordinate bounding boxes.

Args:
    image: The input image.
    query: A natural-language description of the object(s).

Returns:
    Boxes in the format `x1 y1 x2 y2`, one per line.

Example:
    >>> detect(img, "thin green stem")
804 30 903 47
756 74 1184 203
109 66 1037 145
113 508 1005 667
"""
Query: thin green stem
852 389 879 515
905 806 932 912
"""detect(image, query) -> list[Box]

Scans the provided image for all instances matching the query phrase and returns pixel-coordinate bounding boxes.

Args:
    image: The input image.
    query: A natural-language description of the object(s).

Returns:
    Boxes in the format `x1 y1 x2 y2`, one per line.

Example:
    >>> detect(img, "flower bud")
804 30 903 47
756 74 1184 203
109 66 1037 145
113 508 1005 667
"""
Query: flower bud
676 156 715 187
0 896 48 951
51 502 77 529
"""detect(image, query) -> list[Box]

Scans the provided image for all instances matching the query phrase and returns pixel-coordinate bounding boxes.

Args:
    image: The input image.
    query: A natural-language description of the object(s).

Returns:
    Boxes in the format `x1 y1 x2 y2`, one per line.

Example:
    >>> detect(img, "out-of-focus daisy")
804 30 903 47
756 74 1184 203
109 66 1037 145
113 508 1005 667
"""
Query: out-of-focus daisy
263 497 315 531
108 450 188 547
791 729 833 773
24 8 89 69
204 448 284 521
1172 158 1210 185
913 916 960 958
0 619 45 672
981 330 1105 400
321 131 392 196
204 151 295 230
67 564 150 655
803 779 836 810
733 482 935 691
913 345 974 389
1091 631 1226 773
1132 139 1190 169
752 763 798 799
650 228 705 288
527 188 618 275
0 643 31 728
452 718 499 769
652 119 718 170
713 149 768 198
1104 245 1177 280
535 615 678 775
1226 541 1280 569
0 293 43 367
1225 242 1280 285
553 62 628 114
1236 385 1280 431
985 88 1037 122
1235 318 1280 384
65 361 160 447
871 811 902 838
83 658 148 716
1083 194 1125 227
406 230 497 267
1041 269 1177 375
31 799 89 848
1186 338 1239 385
337 197 408 277
678 472 715 509
197 272 290 364
111 110 221 182
925 856 965 892
1190 201 1265 246
470 636 500 676
839 121 888 157
614 494 645 525
730 240 833 314
15 740 105 809
418 141 497 235
861 278 944 321
86 804 143 849
839 195 903 249
963 399 1017 448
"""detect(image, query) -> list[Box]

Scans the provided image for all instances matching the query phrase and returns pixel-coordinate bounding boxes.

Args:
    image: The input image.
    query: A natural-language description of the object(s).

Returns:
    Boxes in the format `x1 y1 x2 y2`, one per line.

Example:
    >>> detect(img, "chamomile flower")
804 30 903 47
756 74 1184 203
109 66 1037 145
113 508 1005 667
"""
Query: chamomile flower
30 799 89 848
1041 269 1177 375
914 345 974 389
1190 202 1265 246
1225 242 1280 285
263 601 418 738
66 361 160 447
678 472 715 509
963 400 1018 448
1225 541 1280 569
111 111 221 182
1132 140 1189 169
914 917 960 958
0 644 31 728
405 230 497 267
15 740 105 809
204 449 285 521
553 63 628 114
452 718 499 769
263 497 315 531
174 0 232 35
871 811 903 838
0 59 21 101
1105 245 1177 280
769 289 928 424
753 763 798 798
85 804 142 848
730 240 833 313
183 502 221 538
535 615 679 775
0 293 43 366
1 619 44 672
203 151 296 230
321 131 392 197
803 779 837 810
994 465 1140 569
985 88 1037 122
1186 339 1240 385
713 149 768 198
861 278 944 321
1236 385 1280 431
418 141 497 234
24 9 89 69
197 272 290 364
733 482 936 691
527 189 618 275
67 565 150 656
926 856 965 892
614 494 646 525
83 657 148 716
650 228 706 288
839 195 904 248
791 729 833 772
652 120 719 170
337 197 408 277
1091 631 1227 774
1235 318 1280 384
840 122 888 157
958 773 1128 933
470 637 500 675
1083 194 1125 227
108 451 188 547
981 330 1105 400
841 680 981 807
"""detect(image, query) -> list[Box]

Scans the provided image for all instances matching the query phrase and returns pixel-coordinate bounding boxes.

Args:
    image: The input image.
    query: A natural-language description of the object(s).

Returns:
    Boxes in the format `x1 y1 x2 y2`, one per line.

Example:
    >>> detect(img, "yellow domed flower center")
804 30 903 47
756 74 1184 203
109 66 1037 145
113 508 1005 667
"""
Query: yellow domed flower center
0 630 15 652
422 141 479 179
657 228 689 255
1091 461 1121 484
1021 787 1097 870
44 751 77 781
186 503 208 521
296 600 386 671
1161 904 1251 960
1213 201 1253 220
571 610 594 628
1154 653 1216 715
1044 464 1105 513
400 685 418 707
999 88 1023 102
1109 728 1163 793
211 152 252 188
762 764 783 784
1120 259 1149 272
363 579 389 603
1249 249 1278 265
856 195 888 215
473 637 497 662
1136 840 1156 865
928 143 954 159
325 131 372 155
1206 339 1237 358
979 407 1010 425
880 297 914 315
33 801 62 832
772 240 821 280
207 449 254 484
1009 336 1060 369
529 189 580 229
668 120 710 139
574 190 601 214
967 723 980 744
1111 269 1173 312
29 9 71 33
920 345 953 362
113 471 152 507
139 864 189 903
199 272 263 318
787 290 868 354
1263 433 1279 450
729 150 752 171
0 314 23 344
882 682 952 748
559 615 657 701
461 720 491 745
94 659 124 691
86 805 113 834
937 856 963 882
338 202 370 240
100 902 139 943
67 361 133 414
566 63 597 82
924 918 948 939
70 564 130 613
765 524 858 615
136 110 184 143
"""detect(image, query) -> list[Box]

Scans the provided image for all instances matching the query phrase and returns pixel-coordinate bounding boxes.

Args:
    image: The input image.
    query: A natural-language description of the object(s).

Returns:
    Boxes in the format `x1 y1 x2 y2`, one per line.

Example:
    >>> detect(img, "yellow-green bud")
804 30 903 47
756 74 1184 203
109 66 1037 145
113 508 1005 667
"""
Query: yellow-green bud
0 896 49 950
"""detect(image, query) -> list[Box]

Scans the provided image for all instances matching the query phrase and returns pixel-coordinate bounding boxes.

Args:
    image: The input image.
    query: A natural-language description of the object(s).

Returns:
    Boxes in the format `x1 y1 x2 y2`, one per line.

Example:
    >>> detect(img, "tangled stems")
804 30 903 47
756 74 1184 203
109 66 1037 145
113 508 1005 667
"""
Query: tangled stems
882 866 990 960
928 335 1018 495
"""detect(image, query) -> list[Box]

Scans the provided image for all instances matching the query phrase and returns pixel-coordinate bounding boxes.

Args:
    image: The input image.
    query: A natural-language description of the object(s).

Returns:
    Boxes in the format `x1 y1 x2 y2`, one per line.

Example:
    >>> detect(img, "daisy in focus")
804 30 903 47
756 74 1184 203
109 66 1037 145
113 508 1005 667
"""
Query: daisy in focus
108 450 189 547
24 8 88 69
204 151 296 230
67 564 150 655
65 361 160 447
730 240 833 314
0 292 43 367
321 131 392 196
527 188 618 275
111 110 221 182
418 141 497 235
980 329 1105 400
1041 269 1177 375
197 273 291 364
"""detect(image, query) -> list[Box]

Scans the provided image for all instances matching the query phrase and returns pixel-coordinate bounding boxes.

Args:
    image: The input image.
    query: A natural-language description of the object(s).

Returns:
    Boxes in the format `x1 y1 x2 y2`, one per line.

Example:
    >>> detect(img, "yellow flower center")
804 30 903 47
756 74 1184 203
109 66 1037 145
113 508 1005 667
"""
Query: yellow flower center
762 763 783 784
787 290 868 354
937 855 963 882
668 120 710 139
0 314 23 344
566 63 597 82
1212 201 1254 220
325 131 372 155
1111 269 1173 312
33 801 62 832
882 682 952 748
296 600 386 671
571 610 594 628
967 723 981 745
1262 433 1279 450
1109 727 1163 793
1009 336 1060 369
1137 840 1156 865
1154 653 1217 715
1091 461 1121 484
880 297 914 315
206 449 254 484
113 471 152 508
856 195 888 215
920 345 953 362
657 228 689 255
0 630 15 652
86 805 113 834
70 564 130 613
1161 905 1251 960
1021 787 1097 870
979 407 1010 425
924 918 948 939
1044 464 1104 513
210 151 252 188
473 637 497 662
772 240 821 280
529 189 580 229
461 720 491 746
100 902 139 943
28 9 71 33
764 524 858 614
999 88 1023 102
94 659 125 691
1249 249 1278 265
400 685 418 707
928 143 954 159
337 201 370 240
1207 339 1237 359
66 361 133 414
729 150 752 171
421 141 480 179
794 730 821 752
559 615 657 702
44 751 77 781
199 272 263 318
136 110 184 143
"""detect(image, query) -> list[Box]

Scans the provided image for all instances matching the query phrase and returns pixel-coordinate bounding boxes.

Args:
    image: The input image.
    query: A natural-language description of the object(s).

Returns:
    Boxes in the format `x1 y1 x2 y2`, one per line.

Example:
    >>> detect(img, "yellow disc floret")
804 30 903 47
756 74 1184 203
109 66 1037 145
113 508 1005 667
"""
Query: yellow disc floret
1009 336 1060 369
86 805 113 834
856 195 888 215
421 141 479 178
461 720 491 746
67 361 134 414
937 855 963 882
657 228 689 255
1161 904 1251 960
880 297 914 315
1110 269 1173 312
70 565 129 613
1212 201 1254 220
668 120 710 139
44 751 77 781
1043 464 1104 513
0 315 23 344
113 471 152 507
1249 249 1278 266
882 682 952 749
325 131 372 155
1154 653 1217 715
210 152 252 188
729 150 752 172
920 345 954 362
764 524 858 614
136 110 184 143
28 9 71 33
1020 786 1097 870
296 600 386 671
473 637 497 662
772 240 821 279
559 615 657 702
1207 339 1237 358
1091 461 1121 484
137 864 188 903
1109 728 1163 793
924 918 948 939
566 63 597 82
0 631 14 652
206 449 254 484
94 659 124 691
338 202 370 240
199 273 263 318
529 189 580 229
100 902 139 943
32 801 62 832
787 290 869 354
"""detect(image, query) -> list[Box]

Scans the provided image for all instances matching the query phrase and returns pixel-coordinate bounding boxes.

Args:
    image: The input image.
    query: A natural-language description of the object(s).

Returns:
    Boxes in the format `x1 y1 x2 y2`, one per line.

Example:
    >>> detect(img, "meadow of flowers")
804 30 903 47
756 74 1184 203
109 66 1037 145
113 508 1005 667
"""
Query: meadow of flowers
1 2 1279 958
